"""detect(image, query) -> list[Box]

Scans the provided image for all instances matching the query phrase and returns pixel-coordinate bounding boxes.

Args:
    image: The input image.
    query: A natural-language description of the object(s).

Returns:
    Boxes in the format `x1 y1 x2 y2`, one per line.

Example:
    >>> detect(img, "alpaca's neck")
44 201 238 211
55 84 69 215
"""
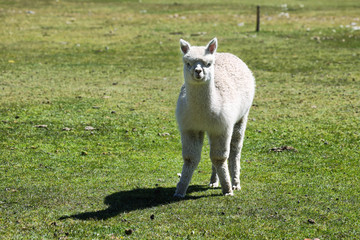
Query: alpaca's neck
185 79 219 110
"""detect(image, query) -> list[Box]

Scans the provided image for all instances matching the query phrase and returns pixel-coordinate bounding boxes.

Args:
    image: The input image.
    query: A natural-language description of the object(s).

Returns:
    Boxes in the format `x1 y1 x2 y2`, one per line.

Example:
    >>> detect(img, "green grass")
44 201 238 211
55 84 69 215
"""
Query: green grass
1 0 359 239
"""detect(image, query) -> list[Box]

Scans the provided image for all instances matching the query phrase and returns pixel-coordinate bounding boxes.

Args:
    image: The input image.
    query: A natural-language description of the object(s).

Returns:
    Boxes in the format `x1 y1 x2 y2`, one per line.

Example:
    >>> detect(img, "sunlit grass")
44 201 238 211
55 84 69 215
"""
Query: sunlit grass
1 0 359 239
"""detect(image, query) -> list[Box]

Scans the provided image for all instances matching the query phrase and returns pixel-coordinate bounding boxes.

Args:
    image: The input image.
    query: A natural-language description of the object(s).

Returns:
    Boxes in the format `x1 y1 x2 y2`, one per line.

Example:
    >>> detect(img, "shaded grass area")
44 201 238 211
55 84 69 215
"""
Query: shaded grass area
1 0 360 239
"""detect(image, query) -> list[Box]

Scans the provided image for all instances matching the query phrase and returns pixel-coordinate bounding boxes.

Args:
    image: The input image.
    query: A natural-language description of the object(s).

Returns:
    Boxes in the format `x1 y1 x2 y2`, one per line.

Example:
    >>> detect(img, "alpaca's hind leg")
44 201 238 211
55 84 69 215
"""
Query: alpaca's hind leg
174 131 204 198
209 165 219 188
229 112 249 190
209 132 233 196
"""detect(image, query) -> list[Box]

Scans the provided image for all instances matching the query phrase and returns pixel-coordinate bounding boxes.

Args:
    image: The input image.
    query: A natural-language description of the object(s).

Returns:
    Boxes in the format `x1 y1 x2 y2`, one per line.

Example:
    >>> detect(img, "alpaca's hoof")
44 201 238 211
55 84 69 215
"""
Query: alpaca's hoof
224 192 234 196
232 185 241 191
209 182 219 188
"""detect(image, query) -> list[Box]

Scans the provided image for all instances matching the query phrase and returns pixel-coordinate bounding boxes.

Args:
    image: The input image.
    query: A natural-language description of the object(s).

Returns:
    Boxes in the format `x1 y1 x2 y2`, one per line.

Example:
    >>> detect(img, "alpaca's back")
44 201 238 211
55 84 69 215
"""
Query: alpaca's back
213 52 255 112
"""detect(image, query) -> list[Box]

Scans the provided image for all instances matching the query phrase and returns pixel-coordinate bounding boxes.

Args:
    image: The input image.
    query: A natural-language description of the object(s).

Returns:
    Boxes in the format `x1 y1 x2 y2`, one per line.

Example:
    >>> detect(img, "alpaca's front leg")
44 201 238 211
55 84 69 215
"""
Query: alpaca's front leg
174 131 204 198
209 133 233 196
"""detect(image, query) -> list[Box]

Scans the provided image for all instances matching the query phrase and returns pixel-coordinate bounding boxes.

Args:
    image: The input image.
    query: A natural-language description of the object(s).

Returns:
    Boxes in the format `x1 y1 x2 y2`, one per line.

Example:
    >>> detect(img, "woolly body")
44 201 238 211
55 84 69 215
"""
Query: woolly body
174 38 255 197
177 52 253 133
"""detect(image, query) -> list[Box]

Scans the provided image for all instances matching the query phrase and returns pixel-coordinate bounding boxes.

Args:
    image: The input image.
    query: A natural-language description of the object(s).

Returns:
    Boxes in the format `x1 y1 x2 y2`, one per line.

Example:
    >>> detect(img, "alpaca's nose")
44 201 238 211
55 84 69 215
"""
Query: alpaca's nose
195 69 202 74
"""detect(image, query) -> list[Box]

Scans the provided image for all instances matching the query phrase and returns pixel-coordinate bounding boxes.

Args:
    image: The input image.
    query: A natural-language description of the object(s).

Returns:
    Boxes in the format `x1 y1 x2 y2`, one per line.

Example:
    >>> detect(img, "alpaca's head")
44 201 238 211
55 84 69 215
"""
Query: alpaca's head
180 38 217 84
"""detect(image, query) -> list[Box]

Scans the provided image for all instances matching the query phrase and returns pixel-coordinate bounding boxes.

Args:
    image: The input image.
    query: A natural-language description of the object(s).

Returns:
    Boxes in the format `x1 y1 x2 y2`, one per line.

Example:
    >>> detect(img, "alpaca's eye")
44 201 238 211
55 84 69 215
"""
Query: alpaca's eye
206 63 211 67
186 63 191 68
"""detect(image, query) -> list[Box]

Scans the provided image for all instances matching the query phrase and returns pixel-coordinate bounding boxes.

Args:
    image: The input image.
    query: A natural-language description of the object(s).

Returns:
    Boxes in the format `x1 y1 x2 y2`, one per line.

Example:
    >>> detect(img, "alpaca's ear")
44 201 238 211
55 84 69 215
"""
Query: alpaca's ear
206 38 217 54
180 39 191 54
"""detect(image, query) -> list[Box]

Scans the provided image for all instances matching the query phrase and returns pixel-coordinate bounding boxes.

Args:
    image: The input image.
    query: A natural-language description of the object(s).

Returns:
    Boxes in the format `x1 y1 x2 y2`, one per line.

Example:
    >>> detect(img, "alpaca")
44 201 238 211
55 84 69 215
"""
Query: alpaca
174 38 255 197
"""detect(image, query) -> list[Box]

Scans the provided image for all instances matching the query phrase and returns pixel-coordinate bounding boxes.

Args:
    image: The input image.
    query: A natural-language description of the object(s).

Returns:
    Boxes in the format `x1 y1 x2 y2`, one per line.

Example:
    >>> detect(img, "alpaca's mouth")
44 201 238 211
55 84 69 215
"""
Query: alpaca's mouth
193 77 205 83
194 72 204 80
191 77 207 84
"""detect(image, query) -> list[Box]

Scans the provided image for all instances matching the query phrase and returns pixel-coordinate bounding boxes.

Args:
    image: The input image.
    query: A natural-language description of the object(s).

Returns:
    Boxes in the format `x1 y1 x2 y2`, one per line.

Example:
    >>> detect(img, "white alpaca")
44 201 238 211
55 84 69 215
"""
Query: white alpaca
174 38 255 197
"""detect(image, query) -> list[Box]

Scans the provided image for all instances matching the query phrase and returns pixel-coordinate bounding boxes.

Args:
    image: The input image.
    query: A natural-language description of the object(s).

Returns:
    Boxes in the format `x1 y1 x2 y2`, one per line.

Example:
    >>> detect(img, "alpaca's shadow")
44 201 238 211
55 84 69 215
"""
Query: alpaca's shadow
60 185 216 221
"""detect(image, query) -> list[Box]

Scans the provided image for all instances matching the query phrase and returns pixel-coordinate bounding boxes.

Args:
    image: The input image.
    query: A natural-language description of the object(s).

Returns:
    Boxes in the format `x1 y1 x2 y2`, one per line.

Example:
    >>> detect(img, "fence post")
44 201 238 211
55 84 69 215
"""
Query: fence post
256 6 260 32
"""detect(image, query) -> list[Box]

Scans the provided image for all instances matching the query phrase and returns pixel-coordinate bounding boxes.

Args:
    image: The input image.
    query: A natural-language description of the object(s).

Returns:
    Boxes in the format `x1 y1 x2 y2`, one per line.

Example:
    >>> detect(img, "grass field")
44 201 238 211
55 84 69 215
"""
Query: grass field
1 0 359 239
